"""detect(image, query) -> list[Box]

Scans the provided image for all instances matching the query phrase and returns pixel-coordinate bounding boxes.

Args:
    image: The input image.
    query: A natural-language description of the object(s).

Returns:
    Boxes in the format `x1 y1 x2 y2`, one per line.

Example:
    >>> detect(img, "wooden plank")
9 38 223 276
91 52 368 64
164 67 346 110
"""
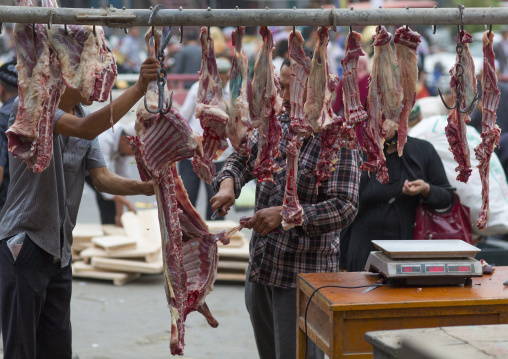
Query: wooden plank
72 223 104 242
81 241 161 262
102 225 127 236
217 261 248 271
92 235 137 254
72 262 140 286
216 272 247 282
91 257 164 274
218 245 250 260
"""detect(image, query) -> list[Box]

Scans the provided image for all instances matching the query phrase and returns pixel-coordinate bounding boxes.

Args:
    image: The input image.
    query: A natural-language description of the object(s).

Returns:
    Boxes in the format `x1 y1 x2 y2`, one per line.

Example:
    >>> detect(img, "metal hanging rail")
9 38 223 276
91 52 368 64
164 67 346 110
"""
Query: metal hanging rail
0 6 505 28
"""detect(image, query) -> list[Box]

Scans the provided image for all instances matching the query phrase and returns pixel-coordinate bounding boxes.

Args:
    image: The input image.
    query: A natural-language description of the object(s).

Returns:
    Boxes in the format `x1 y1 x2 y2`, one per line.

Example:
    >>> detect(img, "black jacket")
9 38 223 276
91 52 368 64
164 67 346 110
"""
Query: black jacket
340 136 454 272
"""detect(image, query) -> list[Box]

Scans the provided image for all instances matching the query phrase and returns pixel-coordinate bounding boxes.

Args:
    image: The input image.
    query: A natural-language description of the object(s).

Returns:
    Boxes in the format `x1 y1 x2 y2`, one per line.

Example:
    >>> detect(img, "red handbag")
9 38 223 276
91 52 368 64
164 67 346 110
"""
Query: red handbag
413 193 473 244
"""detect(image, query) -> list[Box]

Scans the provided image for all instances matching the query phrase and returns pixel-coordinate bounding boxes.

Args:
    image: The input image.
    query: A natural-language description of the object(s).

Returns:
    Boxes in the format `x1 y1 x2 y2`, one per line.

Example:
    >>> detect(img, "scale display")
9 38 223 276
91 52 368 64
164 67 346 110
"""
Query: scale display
396 264 472 274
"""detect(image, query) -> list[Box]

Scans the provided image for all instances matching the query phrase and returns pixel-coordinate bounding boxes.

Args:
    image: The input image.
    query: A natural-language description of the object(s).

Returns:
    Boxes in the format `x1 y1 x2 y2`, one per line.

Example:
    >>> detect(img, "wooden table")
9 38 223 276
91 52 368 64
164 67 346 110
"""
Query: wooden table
296 267 508 359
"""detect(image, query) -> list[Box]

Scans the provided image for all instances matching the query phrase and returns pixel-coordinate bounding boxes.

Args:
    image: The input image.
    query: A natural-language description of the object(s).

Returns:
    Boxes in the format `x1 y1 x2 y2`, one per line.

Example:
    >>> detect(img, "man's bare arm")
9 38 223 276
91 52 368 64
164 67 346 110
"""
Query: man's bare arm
88 166 154 196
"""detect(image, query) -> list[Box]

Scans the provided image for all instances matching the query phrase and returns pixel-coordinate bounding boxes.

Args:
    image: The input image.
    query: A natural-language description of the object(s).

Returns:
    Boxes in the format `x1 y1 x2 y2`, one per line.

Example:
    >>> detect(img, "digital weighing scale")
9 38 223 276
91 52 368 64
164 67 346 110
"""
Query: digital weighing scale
364 240 483 286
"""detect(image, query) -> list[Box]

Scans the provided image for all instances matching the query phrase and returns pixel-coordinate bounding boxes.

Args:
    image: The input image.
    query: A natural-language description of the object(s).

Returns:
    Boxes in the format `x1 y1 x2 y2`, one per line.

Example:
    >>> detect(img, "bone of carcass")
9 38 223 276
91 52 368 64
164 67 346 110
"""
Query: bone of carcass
226 26 252 156
281 29 312 230
129 29 228 356
394 26 421 156
250 26 284 183
192 27 230 184
304 27 339 133
6 0 64 173
445 30 477 183
313 117 344 186
361 26 402 184
44 0 116 103
341 30 368 149
474 31 501 230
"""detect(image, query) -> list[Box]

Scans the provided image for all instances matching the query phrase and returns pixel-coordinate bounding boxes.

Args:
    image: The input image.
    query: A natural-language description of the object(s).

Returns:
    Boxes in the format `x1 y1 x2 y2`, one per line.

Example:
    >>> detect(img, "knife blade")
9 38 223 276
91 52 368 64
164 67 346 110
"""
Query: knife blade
210 206 222 220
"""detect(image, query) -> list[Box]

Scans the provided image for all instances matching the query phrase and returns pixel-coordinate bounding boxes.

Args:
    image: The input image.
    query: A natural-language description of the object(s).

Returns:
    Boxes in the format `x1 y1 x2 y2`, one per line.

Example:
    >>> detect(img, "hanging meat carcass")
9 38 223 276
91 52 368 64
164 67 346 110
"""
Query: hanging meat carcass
340 30 368 149
45 0 117 103
250 26 284 183
192 27 230 184
129 28 231 356
394 26 421 156
361 26 403 184
6 0 64 173
281 29 312 230
304 26 343 186
445 30 478 183
474 30 501 230
226 26 252 156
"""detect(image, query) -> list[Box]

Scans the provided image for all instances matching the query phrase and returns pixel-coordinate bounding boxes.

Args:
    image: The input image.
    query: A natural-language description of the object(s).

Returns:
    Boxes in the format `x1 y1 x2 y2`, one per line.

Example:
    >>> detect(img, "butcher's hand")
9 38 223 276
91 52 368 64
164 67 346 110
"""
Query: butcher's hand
137 180 155 196
134 57 161 94
402 179 430 199
210 178 235 217
245 206 283 236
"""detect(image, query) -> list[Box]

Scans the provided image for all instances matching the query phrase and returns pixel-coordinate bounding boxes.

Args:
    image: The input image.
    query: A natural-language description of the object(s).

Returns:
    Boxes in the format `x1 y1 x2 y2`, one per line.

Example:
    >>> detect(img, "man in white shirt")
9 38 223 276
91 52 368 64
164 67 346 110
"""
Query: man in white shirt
85 122 137 226
178 57 233 220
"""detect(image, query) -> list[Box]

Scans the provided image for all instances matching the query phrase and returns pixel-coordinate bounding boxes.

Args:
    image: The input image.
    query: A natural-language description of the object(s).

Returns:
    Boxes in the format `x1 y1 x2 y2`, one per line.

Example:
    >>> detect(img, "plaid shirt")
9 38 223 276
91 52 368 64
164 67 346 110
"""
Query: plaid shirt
212 113 361 288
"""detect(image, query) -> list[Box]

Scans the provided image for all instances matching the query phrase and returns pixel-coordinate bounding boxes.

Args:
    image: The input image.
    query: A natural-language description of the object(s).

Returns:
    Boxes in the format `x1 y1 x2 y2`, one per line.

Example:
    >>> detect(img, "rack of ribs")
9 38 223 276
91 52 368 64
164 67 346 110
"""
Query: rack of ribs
394 26 421 156
250 26 284 183
474 30 501 230
281 29 312 230
341 30 368 149
226 26 252 157
445 30 477 183
192 26 230 184
6 0 63 173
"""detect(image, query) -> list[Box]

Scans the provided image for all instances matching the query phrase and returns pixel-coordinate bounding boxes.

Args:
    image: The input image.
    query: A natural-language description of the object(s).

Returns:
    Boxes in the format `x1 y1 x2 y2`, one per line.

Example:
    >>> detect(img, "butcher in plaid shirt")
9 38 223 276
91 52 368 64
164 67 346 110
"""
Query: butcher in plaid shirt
211 55 360 359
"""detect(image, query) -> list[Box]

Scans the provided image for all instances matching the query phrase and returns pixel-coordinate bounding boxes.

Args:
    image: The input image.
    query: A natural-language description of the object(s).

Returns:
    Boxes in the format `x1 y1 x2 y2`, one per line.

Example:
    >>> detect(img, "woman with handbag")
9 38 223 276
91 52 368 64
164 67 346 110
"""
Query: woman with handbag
340 120 454 272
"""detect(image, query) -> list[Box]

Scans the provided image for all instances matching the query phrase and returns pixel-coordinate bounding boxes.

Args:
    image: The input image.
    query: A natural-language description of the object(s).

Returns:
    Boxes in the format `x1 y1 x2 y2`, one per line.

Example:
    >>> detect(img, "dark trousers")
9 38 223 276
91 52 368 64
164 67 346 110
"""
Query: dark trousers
245 269 324 359
178 159 224 221
85 175 116 225
0 236 73 359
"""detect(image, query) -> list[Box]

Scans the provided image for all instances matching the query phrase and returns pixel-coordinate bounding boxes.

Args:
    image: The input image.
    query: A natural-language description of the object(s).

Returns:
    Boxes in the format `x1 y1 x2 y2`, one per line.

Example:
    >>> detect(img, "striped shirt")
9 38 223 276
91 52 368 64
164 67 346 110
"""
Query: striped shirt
212 113 361 288
0 99 106 267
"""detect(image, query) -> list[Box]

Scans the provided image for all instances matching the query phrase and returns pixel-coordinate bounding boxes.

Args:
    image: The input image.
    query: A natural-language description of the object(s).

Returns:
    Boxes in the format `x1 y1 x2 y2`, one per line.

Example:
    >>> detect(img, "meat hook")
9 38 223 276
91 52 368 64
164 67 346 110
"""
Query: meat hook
432 5 438 34
93 25 96 37
0 23 2 35
64 24 68 35
179 26 183 43
293 26 296 36
124 27 129 34
458 4 464 33
349 26 353 35
207 26 211 41
330 6 337 32
47 9 54 30
148 3 167 26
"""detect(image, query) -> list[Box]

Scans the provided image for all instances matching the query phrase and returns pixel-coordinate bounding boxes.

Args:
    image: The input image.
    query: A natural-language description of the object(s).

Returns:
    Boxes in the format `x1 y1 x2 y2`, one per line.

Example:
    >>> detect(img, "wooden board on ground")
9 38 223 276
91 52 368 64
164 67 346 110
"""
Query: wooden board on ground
80 242 161 263
92 235 137 254
218 244 250 260
102 225 127 236
218 260 248 272
72 262 139 286
91 257 164 274
73 223 104 242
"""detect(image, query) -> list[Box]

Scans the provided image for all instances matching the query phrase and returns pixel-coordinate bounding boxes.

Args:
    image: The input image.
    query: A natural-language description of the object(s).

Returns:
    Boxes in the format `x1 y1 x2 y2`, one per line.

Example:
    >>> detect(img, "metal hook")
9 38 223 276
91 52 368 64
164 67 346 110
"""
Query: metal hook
0 23 3 35
48 9 54 30
124 27 128 34
432 5 438 34
487 6 493 36
64 24 68 35
331 6 337 32
458 4 464 33
179 26 183 43
293 26 296 36
207 26 211 40
349 26 353 35
437 88 457 110
93 25 96 37
149 3 167 26
32 23 36 39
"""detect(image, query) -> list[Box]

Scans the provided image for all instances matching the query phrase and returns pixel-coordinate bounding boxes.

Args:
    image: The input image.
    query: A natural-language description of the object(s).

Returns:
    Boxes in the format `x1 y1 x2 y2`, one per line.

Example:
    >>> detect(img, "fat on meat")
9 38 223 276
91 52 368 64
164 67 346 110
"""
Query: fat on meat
304 27 339 133
192 27 230 184
340 30 368 148
226 26 252 156
128 29 229 356
445 30 477 183
44 0 116 103
394 26 421 156
281 29 312 230
474 31 501 230
250 26 284 183
361 26 402 183
6 0 64 173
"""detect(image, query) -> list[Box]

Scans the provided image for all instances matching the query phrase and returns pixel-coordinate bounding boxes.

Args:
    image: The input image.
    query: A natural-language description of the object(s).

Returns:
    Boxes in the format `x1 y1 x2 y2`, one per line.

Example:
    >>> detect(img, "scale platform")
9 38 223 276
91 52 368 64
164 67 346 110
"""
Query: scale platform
364 240 483 286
